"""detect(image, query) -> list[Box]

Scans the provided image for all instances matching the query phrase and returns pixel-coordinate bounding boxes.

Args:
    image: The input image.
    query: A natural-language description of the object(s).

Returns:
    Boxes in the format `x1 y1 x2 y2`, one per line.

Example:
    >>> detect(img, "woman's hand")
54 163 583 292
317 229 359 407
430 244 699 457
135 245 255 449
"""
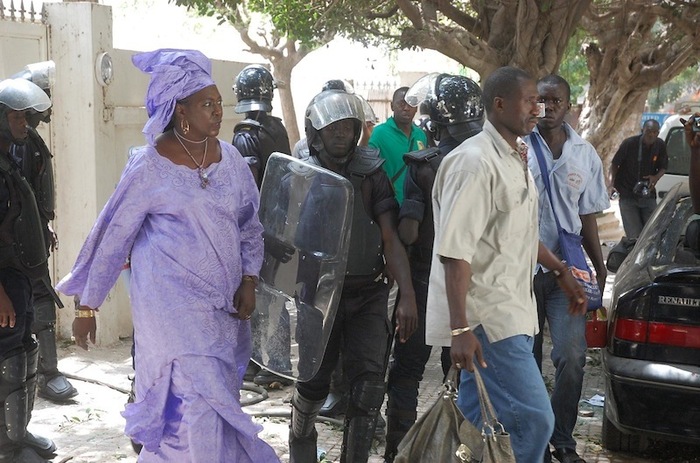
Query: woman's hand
73 305 97 350
233 277 256 321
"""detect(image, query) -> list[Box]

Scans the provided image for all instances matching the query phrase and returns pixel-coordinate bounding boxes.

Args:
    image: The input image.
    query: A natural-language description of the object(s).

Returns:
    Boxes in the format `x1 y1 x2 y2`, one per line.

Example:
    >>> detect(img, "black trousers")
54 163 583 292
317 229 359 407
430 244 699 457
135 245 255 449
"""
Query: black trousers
296 280 392 405
0 268 34 359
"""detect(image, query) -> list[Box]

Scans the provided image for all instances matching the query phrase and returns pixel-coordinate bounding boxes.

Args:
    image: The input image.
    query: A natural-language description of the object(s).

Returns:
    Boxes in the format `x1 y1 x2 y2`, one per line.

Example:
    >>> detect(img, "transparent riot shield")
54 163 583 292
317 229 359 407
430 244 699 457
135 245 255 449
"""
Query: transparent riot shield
254 153 353 382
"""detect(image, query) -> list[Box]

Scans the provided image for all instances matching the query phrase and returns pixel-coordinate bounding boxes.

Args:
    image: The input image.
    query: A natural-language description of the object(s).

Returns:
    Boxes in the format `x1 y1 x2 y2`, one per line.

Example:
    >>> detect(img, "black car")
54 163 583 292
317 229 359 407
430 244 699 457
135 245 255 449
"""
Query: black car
602 181 700 451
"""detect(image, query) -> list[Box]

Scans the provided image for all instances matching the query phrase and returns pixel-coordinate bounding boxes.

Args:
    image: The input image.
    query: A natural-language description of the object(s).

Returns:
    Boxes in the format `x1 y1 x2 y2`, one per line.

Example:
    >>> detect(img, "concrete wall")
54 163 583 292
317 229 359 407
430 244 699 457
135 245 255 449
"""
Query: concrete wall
2 2 248 345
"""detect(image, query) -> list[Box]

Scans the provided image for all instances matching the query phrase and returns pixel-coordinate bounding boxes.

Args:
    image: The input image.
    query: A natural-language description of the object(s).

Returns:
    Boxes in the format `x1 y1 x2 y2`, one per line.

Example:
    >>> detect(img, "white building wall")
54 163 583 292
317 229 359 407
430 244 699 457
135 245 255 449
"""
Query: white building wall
2 2 248 345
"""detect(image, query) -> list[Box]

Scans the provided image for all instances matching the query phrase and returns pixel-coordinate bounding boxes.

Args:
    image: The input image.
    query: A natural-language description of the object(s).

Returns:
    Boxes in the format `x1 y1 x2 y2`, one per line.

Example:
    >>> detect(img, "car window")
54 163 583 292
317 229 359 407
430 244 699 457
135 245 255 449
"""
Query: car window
614 184 689 297
665 127 691 176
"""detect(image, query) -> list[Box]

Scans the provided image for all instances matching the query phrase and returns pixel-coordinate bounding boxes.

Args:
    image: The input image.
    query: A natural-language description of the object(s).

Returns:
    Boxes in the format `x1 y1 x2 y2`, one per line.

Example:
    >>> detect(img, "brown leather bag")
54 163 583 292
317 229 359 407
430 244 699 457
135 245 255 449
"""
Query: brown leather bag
395 367 516 463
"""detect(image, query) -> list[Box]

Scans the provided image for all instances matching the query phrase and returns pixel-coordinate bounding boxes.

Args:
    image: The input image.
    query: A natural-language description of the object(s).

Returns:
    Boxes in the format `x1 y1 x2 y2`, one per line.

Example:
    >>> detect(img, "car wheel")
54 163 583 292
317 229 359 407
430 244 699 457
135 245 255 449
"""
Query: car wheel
602 401 649 452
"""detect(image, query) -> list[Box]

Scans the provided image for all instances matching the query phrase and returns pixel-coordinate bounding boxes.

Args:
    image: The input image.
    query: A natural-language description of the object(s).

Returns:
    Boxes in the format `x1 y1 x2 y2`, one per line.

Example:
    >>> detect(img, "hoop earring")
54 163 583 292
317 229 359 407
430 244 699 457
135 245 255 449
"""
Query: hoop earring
181 119 190 135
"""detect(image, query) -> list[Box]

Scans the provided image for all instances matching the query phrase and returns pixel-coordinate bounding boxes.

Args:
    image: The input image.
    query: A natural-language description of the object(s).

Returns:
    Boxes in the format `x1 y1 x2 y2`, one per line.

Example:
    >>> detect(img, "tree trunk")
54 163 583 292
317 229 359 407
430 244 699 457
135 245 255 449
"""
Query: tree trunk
578 3 700 170
271 59 300 146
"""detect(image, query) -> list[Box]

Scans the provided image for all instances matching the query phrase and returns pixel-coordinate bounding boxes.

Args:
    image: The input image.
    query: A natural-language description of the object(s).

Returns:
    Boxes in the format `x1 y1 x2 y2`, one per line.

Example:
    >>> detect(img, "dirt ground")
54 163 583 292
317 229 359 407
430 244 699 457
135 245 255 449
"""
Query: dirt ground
30 338 294 463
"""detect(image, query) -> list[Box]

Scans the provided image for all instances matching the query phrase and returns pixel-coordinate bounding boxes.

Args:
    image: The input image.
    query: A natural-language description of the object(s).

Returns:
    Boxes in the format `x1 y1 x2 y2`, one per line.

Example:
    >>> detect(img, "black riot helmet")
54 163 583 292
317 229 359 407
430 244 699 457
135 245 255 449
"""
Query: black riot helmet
305 90 364 161
233 64 276 114
406 73 484 142
321 79 355 94
12 60 55 125
0 78 52 145
11 60 55 93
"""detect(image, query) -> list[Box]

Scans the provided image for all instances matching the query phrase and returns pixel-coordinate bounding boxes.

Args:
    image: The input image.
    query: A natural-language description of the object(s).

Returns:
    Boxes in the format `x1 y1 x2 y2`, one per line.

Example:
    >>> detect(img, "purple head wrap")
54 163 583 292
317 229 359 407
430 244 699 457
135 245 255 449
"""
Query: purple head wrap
132 49 216 145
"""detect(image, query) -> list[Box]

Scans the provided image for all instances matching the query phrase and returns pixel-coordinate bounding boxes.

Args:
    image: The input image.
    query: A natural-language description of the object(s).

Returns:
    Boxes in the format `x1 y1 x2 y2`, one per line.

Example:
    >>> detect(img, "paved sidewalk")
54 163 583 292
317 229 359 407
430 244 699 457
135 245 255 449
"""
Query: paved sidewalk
27 207 700 462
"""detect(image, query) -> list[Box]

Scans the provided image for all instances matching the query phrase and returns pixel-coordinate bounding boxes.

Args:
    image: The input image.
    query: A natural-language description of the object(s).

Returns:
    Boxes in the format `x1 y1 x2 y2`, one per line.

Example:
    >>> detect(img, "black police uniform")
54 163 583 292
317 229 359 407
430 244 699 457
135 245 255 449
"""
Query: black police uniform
12 128 76 402
383 137 461 460
290 149 397 463
0 147 56 461
233 112 291 187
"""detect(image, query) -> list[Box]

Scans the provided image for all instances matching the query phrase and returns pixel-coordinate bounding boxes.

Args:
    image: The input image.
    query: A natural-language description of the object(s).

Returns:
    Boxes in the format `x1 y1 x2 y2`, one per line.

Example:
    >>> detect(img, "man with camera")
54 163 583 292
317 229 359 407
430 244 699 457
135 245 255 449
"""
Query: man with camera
610 119 668 240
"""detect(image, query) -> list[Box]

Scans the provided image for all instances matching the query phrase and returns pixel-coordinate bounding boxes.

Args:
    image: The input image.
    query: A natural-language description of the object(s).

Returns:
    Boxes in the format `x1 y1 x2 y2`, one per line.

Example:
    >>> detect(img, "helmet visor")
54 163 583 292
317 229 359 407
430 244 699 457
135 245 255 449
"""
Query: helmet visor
307 91 364 130
356 95 376 123
0 78 51 112
404 73 441 108
11 61 56 91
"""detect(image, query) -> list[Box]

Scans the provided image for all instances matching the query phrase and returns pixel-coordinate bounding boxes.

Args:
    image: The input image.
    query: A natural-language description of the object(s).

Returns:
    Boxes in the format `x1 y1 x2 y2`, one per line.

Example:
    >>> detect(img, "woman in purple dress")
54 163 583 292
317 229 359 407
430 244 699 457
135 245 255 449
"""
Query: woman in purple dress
56 49 279 462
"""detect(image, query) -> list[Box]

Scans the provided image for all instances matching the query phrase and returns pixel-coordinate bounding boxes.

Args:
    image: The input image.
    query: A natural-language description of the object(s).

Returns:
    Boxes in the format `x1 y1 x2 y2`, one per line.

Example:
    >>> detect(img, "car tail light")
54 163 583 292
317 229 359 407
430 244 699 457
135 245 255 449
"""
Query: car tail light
611 288 700 362
615 319 700 348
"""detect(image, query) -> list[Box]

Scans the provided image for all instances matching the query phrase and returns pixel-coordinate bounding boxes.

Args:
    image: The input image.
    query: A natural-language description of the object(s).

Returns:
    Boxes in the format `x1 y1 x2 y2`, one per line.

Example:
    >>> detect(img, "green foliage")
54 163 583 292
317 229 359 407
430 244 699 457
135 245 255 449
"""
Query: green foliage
647 64 700 112
559 28 590 104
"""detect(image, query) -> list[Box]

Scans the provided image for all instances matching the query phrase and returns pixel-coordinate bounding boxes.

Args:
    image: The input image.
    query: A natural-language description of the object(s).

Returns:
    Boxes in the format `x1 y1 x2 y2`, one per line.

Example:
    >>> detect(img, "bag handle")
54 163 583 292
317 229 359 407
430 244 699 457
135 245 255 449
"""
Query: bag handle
531 134 564 235
472 367 507 439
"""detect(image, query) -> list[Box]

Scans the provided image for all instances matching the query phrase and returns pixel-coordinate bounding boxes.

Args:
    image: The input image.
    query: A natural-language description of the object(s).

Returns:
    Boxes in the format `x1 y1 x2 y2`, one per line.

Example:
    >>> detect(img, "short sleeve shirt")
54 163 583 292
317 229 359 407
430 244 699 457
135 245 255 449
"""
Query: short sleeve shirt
425 120 540 347
526 124 610 264
369 117 427 204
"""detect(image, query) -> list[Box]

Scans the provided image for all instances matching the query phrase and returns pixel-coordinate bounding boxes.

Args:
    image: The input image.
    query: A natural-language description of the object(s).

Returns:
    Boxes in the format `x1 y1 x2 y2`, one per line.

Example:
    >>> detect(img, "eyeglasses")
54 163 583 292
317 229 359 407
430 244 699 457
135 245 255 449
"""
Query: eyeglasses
537 97 567 106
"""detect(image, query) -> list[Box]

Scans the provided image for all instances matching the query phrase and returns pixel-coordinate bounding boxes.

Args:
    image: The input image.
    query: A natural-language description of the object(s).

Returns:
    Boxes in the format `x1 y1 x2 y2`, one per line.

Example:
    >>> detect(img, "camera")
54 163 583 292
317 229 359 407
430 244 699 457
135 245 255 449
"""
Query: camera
633 180 652 199
683 115 700 133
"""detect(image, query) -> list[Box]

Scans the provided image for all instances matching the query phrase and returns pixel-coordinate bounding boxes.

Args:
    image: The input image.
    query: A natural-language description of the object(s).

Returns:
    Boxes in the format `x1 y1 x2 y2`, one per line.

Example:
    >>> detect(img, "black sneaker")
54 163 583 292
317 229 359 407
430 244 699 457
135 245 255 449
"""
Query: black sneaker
552 448 586 463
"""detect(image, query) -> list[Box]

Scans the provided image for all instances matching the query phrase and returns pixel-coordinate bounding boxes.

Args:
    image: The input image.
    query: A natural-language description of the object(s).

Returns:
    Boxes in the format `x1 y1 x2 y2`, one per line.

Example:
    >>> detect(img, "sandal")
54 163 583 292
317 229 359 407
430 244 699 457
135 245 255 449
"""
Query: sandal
552 448 586 463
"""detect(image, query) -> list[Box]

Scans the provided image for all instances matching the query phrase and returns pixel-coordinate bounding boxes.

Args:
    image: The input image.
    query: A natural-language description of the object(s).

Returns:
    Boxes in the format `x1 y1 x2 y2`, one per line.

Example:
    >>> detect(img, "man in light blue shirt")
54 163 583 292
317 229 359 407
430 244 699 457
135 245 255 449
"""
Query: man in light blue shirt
526 75 609 463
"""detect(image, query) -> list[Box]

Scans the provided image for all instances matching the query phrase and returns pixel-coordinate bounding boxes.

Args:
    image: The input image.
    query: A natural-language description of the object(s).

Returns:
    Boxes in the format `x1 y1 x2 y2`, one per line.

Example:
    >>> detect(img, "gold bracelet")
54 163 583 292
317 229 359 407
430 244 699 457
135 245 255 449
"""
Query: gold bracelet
242 275 259 287
451 326 471 337
75 309 95 319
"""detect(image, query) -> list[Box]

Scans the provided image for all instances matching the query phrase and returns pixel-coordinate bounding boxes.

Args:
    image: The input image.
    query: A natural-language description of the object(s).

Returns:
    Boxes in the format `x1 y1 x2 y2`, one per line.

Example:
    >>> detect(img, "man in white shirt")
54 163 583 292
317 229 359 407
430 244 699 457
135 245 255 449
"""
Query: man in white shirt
526 75 609 463
426 66 586 463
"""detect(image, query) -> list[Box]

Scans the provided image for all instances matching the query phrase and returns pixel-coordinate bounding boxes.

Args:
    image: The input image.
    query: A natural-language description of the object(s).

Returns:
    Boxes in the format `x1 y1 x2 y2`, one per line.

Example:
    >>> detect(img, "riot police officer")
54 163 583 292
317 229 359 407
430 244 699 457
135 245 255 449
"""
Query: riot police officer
233 64 291 186
384 74 484 462
11 61 78 403
232 63 293 386
0 78 57 462
289 89 417 463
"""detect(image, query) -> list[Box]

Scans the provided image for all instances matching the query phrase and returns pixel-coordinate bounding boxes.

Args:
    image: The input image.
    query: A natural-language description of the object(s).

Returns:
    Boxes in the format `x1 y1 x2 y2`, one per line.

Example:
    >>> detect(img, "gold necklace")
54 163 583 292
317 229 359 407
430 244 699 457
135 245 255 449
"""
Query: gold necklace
174 130 209 188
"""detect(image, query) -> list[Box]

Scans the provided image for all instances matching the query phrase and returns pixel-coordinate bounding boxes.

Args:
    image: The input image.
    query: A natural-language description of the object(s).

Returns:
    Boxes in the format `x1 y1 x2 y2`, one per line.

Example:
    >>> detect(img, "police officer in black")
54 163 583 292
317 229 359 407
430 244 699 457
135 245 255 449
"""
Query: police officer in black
384 74 484 462
0 78 57 463
232 64 294 387
289 89 417 463
11 62 77 403
233 64 291 186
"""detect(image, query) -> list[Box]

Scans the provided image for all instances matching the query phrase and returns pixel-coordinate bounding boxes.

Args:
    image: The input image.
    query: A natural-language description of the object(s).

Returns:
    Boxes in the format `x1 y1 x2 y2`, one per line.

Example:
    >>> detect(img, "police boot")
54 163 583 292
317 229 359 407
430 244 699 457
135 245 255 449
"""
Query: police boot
24 341 57 459
289 390 325 463
0 350 49 463
340 380 385 463
36 325 77 402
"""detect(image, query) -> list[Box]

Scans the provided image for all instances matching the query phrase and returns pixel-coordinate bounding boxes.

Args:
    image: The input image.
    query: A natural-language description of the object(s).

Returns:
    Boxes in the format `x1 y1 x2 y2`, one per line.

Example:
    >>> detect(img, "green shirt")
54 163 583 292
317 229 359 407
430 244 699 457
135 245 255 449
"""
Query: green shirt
369 116 427 204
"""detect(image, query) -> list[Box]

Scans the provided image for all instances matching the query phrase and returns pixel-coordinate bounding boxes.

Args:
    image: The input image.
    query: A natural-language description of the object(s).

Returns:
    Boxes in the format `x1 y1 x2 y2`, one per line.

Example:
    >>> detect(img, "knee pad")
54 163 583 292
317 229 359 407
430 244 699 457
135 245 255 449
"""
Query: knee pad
0 351 28 441
290 391 325 438
350 380 385 415
0 350 27 393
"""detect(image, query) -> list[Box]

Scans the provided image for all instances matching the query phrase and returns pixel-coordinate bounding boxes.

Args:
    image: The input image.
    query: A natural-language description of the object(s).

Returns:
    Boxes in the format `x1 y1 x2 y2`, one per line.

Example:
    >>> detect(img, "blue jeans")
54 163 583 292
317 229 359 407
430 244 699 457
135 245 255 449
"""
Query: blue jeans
533 271 587 451
457 325 554 463
618 196 657 240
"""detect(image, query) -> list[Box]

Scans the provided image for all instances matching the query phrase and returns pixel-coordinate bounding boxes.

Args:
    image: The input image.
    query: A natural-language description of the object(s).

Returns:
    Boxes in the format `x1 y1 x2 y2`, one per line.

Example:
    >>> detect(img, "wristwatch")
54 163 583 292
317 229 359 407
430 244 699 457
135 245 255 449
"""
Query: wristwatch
552 261 568 278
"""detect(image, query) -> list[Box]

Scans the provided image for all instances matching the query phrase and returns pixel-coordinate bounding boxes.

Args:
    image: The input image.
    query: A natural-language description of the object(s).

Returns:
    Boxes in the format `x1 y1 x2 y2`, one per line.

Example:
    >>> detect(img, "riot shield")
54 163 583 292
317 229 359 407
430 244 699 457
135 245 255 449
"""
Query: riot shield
254 152 353 382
